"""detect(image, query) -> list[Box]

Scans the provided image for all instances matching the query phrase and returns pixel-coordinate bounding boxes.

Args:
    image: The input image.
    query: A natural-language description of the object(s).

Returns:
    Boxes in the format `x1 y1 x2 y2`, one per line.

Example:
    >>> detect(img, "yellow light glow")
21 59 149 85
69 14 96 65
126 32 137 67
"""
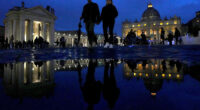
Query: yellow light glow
174 21 177 24
132 25 135 27
155 74 158 77
166 22 169 25
151 92 157 96
146 73 149 77
139 73 142 77
169 74 172 78
177 74 180 78
160 22 163 25
197 20 199 23
134 73 137 76
144 24 147 26
148 4 153 8
153 23 156 26
138 24 141 27
162 74 165 77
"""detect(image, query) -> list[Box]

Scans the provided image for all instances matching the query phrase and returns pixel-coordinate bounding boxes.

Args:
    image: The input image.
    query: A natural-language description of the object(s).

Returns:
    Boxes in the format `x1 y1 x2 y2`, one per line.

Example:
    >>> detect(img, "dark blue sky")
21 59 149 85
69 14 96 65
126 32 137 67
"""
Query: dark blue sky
0 0 199 36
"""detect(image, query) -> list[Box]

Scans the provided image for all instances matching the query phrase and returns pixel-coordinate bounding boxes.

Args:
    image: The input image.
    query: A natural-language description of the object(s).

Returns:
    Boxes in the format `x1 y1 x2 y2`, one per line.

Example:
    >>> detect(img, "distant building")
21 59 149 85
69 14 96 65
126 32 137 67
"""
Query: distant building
4 2 56 45
54 31 122 47
186 11 200 36
122 3 182 44
0 25 5 40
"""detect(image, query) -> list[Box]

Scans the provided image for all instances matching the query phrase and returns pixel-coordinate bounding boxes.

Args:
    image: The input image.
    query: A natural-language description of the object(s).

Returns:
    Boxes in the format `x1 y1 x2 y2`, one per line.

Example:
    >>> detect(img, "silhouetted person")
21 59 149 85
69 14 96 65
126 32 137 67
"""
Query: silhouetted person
160 27 165 45
161 60 167 73
103 60 120 108
176 61 182 72
174 28 181 45
80 60 102 110
141 32 147 44
60 37 65 48
80 0 100 47
10 35 14 49
100 0 118 48
168 31 173 45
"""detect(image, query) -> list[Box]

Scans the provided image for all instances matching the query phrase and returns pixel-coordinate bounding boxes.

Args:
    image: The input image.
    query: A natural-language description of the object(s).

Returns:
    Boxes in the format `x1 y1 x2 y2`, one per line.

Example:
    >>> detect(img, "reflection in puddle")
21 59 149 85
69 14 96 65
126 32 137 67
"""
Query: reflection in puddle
0 59 200 109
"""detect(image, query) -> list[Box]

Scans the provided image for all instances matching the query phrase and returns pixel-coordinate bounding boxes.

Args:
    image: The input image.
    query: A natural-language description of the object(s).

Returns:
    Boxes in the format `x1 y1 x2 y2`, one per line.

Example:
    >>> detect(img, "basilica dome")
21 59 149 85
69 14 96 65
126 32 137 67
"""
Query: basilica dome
141 3 161 22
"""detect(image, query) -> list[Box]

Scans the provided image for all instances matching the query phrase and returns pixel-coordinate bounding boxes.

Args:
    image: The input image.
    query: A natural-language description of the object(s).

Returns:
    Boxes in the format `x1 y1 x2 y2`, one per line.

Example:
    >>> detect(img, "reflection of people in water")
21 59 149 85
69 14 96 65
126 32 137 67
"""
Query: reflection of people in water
103 60 120 108
80 60 102 110
144 78 163 97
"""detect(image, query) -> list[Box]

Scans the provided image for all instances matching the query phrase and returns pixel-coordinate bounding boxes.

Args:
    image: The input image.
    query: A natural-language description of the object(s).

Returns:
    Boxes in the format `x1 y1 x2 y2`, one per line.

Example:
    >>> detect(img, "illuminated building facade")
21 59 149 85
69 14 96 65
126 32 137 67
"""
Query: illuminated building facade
4 2 56 45
122 3 182 44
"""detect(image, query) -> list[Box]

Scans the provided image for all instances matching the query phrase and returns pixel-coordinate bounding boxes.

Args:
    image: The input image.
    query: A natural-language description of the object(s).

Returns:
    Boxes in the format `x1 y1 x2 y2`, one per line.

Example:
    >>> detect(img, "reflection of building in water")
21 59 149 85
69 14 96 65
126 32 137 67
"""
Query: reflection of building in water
55 31 122 47
3 61 55 98
4 2 56 45
55 59 105 71
124 59 184 96
122 3 181 43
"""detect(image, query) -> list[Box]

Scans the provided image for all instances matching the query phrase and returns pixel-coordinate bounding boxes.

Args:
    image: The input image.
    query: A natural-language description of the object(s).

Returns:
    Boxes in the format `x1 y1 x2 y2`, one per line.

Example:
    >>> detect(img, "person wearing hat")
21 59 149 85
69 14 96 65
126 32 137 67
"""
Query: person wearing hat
100 0 118 48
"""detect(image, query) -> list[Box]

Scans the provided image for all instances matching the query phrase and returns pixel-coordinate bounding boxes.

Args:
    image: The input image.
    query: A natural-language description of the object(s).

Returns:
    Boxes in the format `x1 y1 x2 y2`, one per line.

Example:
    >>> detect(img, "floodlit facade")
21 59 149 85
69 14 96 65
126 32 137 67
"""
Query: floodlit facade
122 3 182 44
4 2 56 45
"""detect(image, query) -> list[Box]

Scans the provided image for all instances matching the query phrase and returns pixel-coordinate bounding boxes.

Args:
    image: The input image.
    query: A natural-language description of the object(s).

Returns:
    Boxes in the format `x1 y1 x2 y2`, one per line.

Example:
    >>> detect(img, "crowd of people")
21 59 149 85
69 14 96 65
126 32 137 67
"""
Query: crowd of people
0 35 49 49
124 27 182 46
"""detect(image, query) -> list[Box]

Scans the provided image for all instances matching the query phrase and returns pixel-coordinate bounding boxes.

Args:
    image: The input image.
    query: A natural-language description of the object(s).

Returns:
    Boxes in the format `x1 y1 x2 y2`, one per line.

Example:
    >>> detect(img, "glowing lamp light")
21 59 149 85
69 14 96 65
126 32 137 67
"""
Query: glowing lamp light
155 74 158 77
153 23 156 26
166 22 169 25
160 23 163 25
162 74 165 78
134 73 137 77
32 68 34 71
151 92 157 96
139 73 142 77
177 74 180 78
144 24 147 26
138 24 141 27
146 73 149 77
169 74 172 78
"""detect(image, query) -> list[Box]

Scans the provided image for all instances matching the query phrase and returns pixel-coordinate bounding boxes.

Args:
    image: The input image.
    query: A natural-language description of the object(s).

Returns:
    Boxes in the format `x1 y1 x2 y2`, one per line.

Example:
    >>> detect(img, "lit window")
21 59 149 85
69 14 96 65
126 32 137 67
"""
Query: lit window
174 21 177 24
160 22 163 25
138 24 141 27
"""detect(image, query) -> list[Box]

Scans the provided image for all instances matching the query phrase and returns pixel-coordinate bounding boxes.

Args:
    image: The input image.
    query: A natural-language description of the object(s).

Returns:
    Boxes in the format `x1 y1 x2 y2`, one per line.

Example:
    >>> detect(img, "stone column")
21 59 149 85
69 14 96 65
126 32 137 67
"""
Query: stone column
42 22 47 41
13 20 16 41
29 20 33 41
49 22 55 46
19 19 25 41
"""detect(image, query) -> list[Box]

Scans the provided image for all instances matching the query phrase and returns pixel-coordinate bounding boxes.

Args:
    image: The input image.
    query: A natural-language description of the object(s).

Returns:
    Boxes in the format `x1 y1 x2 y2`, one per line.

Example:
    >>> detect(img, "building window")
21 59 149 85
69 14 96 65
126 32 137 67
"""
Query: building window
174 21 177 24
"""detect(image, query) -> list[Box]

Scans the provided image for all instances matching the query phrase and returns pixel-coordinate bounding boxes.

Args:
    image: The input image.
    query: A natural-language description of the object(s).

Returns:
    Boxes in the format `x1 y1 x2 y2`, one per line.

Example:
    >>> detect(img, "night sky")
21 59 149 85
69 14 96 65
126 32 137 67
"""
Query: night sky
0 0 199 36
